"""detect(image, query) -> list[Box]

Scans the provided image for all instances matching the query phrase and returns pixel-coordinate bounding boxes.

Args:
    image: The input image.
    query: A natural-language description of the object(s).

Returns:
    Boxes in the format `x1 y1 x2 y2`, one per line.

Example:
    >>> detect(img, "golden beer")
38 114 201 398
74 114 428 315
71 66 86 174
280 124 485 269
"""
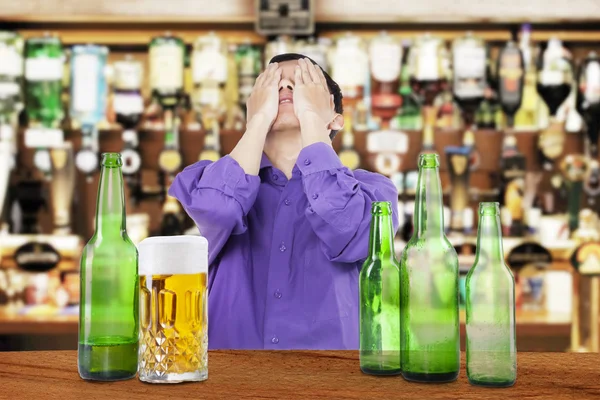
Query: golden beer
137 236 208 383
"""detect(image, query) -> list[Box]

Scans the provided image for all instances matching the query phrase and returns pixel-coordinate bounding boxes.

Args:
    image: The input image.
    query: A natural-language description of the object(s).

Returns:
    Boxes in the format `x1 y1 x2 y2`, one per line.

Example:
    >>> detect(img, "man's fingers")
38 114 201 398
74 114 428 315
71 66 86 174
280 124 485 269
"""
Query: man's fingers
317 66 329 91
269 66 282 86
261 63 277 87
300 59 312 84
295 65 303 85
305 59 321 84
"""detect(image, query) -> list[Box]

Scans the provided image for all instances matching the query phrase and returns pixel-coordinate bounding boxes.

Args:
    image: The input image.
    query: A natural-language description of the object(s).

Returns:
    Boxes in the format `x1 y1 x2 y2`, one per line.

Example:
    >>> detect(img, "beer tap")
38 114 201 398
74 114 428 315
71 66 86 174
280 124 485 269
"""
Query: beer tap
49 142 75 235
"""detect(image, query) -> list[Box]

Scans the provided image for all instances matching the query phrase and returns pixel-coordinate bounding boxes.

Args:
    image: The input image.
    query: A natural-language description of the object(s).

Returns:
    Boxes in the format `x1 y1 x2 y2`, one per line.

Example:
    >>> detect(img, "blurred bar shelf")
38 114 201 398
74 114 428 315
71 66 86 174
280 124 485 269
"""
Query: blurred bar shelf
0 310 573 336
0 313 78 335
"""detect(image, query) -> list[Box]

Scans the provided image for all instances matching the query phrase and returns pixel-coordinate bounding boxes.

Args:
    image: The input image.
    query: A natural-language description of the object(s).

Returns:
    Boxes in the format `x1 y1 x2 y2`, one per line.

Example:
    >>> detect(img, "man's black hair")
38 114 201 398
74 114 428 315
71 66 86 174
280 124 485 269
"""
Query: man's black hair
268 53 343 139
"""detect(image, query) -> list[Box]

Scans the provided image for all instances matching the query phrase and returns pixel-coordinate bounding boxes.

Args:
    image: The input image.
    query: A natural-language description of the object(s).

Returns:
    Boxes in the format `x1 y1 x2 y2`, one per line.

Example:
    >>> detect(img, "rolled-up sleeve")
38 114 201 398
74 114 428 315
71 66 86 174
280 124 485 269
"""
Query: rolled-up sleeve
168 156 261 264
296 142 399 264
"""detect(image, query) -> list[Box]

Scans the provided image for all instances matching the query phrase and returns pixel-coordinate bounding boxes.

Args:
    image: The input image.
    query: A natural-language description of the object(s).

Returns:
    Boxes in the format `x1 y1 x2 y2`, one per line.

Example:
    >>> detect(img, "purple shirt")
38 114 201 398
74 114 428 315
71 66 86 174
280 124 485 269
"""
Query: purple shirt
169 142 399 349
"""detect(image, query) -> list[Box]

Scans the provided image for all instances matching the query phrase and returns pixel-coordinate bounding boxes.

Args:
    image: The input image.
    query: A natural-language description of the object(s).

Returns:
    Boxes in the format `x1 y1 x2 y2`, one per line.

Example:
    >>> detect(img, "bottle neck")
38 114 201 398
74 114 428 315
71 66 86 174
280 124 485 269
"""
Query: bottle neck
94 163 126 238
476 213 504 264
368 213 395 260
414 166 445 237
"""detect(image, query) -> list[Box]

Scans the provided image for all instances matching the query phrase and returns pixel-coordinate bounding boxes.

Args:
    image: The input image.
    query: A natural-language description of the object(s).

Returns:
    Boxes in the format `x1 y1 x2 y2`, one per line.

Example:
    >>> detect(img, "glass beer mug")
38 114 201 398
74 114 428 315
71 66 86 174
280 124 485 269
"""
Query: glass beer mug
137 235 209 383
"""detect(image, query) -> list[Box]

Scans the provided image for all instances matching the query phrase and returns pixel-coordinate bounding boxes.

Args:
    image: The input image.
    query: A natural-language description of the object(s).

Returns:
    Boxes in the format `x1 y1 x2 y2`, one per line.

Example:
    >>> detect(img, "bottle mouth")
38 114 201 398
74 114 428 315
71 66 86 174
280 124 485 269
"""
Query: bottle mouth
371 201 392 216
418 153 440 168
101 152 123 167
479 202 500 216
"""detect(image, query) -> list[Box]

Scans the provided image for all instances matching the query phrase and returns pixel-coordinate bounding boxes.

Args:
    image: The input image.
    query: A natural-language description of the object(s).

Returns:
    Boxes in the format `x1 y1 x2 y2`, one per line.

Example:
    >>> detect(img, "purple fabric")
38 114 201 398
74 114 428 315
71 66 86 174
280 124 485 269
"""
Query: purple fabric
168 142 399 349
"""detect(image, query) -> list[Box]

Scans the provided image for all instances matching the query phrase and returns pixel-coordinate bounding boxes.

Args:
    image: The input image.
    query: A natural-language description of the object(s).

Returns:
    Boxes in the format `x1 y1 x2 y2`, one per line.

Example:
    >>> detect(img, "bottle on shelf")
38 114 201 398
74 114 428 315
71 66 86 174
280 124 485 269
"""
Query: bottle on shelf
150 32 185 182
70 44 109 181
359 201 401 376
576 51 600 209
400 153 460 383
408 33 448 154
0 31 24 227
338 112 360 170
24 33 64 179
78 153 139 381
113 56 145 205
236 39 261 117
451 31 489 140
192 32 228 162
465 202 517 388
391 39 422 131
536 37 573 213
514 23 540 131
368 31 402 123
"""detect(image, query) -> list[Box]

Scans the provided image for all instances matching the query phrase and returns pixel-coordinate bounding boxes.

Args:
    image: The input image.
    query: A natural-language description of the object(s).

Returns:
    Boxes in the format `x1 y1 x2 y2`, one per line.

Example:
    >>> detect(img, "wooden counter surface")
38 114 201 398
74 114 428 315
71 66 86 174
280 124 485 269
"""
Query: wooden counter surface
0 351 599 399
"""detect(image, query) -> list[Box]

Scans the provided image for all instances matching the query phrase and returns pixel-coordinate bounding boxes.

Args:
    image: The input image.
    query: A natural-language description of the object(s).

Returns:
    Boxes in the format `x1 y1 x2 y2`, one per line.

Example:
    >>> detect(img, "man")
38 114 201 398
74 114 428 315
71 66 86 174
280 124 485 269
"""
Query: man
169 54 399 349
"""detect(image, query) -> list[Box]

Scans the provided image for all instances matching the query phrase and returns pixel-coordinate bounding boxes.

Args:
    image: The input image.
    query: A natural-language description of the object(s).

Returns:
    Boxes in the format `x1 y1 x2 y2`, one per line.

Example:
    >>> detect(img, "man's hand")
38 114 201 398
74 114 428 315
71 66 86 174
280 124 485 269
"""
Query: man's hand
246 62 282 130
293 58 336 146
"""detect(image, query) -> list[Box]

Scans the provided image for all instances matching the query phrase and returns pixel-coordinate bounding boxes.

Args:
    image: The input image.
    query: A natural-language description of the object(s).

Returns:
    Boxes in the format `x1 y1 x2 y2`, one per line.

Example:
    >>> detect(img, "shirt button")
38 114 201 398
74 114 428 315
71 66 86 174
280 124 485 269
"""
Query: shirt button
284 199 291 206
274 290 282 299
312 193 319 200
272 174 279 180
279 242 286 252
304 159 311 165
271 336 279 344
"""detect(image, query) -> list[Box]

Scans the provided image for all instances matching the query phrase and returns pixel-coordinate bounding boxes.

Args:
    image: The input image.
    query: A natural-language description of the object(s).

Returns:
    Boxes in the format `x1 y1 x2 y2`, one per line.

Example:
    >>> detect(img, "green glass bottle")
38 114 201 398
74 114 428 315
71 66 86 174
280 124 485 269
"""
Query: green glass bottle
466 202 517 387
393 57 422 131
24 34 63 128
78 153 139 381
360 201 401 375
400 153 459 383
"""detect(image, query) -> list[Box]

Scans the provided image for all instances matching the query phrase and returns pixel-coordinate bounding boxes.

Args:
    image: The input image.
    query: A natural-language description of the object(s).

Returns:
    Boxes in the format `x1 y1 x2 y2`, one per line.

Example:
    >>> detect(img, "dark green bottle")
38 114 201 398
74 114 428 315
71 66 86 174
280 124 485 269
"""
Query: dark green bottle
359 201 401 375
78 153 139 381
400 153 460 383
466 202 517 387
24 34 63 128
392 50 422 131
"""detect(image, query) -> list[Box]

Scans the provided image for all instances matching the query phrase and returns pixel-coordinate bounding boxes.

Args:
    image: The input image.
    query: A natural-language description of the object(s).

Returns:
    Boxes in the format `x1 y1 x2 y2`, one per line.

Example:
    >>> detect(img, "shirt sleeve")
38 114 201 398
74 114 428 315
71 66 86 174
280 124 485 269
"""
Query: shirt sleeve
168 155 261 265
296 142 400 264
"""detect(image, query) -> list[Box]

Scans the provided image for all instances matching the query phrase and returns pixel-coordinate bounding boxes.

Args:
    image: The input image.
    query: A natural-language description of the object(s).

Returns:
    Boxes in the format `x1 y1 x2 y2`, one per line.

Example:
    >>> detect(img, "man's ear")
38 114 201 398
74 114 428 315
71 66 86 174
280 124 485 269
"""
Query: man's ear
327 113 344 131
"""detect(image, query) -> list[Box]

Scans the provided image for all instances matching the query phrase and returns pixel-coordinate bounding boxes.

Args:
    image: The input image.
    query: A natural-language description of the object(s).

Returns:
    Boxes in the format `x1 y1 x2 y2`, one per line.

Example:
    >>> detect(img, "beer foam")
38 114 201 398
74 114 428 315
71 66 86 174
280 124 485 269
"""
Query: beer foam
138 235 208 275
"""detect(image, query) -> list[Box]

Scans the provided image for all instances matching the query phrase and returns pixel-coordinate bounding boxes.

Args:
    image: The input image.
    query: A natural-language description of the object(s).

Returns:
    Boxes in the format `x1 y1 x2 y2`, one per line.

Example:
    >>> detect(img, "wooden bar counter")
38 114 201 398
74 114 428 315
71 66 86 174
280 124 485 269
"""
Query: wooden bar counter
0 350 599 399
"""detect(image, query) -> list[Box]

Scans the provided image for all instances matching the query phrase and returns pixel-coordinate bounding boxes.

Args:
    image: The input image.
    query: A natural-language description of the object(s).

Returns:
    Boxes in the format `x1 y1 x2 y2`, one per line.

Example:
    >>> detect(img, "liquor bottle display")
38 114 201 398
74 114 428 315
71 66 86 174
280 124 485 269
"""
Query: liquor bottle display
497 41 525 130
151 33 185 178
497 41 526 235
576 51 600 158
391 40 421 131
0 31 24 155
400 153 460 383
369 31 402 122
338 113 360 170
78 153 139 381
359 201 401 375
113 56 144 203
536 38 572 165
409 33 447 153
70 44 109 179
466 202 517 387
451 32 489 132
24 34 64 176
236 40 261 115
